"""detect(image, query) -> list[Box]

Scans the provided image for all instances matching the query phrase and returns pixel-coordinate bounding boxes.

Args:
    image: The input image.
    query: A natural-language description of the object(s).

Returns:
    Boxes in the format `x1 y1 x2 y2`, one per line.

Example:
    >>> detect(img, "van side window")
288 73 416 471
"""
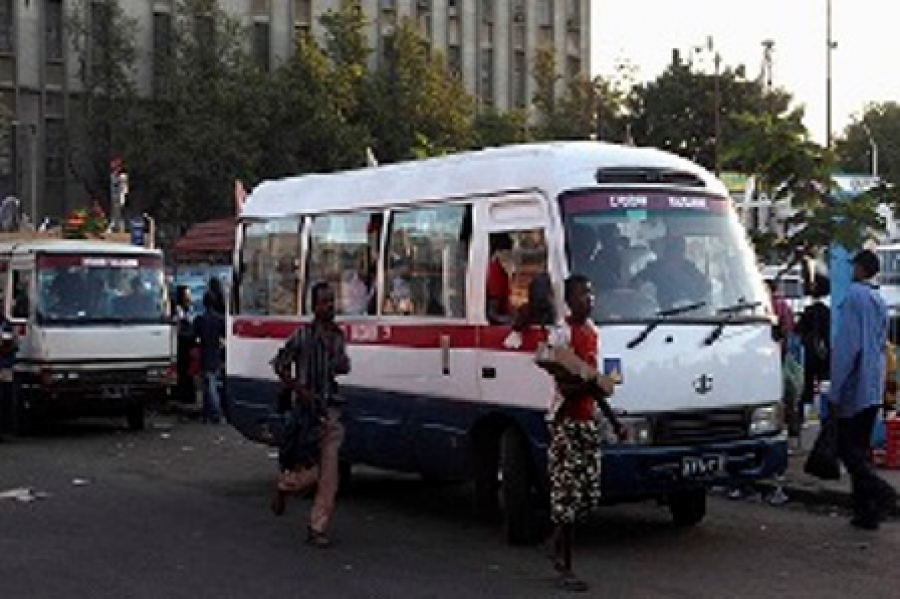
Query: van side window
12 270 31 319
306 212 382 316
237 218 301 315
383 205 470 318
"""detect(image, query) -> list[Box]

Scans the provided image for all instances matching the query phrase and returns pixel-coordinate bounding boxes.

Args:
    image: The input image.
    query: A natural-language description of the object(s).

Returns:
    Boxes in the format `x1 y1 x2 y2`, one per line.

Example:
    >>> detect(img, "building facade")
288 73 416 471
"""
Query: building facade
0 0 590 221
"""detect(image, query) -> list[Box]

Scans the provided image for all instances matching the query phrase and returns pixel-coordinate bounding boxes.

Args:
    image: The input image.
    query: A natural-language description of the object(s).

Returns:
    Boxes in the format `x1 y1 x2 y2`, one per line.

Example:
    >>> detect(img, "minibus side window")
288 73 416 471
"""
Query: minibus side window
486 229 548 323
11 270 31 320
237 218 301 316
383 204 471 318
306 211 382 316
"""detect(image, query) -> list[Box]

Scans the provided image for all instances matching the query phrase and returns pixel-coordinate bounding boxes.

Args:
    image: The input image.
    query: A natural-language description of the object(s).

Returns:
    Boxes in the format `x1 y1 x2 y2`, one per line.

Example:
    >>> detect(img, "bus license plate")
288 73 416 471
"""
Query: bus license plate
681 455 726 478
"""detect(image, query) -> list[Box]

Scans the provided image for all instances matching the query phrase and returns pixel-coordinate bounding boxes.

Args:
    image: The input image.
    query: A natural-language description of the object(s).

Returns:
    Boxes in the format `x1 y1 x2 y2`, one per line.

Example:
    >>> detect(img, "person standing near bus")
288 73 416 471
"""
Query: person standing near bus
194 291 226 424
486 232 514 324
270 281 350 548
547 274 623 592
173 286 196 407
830 250 897 530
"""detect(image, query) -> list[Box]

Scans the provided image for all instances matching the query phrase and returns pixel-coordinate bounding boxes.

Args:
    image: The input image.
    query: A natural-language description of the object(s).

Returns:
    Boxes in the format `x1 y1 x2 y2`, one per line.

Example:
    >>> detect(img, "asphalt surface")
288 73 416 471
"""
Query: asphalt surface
1 415 898 598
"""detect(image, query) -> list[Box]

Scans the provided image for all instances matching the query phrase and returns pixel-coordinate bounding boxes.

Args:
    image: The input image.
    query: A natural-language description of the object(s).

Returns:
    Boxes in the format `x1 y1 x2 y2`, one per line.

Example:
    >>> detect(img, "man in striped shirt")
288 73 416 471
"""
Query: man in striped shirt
271 281 350 548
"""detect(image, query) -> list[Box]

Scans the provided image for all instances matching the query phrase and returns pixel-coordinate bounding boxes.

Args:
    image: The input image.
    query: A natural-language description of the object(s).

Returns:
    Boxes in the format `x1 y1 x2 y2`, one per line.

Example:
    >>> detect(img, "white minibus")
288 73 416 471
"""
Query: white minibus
226 142 787 543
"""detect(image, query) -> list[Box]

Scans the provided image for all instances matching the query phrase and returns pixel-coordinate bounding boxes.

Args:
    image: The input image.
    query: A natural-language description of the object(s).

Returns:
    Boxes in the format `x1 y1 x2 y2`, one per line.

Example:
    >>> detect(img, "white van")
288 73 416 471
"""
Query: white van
1 236 173 431
226 142 787 543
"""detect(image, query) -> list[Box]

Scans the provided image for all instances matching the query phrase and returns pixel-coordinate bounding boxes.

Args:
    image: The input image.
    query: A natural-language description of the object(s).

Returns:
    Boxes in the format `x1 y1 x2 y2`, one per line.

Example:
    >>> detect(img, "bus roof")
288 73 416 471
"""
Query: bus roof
0 239 162 256
240 141 728 219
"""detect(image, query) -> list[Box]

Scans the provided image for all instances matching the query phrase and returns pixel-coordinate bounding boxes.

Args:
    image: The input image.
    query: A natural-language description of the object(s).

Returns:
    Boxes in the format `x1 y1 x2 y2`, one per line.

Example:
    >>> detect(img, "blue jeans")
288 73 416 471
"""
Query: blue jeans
201 371 222 422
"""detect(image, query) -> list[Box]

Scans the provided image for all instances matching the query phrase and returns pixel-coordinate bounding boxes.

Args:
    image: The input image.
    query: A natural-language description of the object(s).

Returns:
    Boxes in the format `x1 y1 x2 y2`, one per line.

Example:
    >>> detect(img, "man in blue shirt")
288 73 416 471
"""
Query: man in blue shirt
830 249 898 530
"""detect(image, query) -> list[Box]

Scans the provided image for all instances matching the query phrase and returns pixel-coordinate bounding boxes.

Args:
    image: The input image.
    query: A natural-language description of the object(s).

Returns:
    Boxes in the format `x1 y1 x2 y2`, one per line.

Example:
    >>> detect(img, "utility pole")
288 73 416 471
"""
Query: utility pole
862 121 879 179
707 36 722 176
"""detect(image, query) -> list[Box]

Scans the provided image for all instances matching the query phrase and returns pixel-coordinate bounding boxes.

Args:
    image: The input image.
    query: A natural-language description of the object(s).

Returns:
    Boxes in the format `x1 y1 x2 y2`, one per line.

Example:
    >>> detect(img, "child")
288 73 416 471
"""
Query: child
545 274 623 592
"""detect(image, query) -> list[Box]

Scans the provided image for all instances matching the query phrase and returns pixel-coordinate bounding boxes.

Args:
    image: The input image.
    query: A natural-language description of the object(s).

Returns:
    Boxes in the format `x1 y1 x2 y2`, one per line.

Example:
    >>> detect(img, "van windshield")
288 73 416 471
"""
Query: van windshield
36 254 167 324
559 189 770 322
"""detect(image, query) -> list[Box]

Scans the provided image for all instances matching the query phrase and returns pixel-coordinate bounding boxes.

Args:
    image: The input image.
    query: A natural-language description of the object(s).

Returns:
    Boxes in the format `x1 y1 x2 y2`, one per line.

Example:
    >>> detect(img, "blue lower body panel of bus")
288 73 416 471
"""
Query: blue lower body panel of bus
226 376 787 500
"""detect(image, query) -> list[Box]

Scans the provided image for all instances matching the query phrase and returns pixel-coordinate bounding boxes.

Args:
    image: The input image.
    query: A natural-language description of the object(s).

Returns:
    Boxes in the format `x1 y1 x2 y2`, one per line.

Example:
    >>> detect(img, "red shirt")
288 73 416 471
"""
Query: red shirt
486 258 511 319
560 318 599 422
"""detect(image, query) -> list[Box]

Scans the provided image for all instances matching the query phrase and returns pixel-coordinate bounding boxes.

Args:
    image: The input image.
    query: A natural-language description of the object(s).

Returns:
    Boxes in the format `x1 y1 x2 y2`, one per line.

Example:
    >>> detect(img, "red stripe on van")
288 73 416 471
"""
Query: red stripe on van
231 318 548 352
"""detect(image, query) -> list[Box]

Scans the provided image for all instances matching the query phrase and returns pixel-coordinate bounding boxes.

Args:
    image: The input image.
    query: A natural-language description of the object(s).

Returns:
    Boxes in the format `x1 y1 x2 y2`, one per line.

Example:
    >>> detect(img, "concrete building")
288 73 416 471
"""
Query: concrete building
0 0 591 222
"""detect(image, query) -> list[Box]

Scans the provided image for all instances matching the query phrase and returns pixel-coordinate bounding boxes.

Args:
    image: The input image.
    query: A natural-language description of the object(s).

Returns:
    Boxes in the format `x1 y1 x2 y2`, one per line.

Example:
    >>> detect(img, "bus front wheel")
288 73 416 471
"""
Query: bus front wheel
500 427 541 545
668 488 707 526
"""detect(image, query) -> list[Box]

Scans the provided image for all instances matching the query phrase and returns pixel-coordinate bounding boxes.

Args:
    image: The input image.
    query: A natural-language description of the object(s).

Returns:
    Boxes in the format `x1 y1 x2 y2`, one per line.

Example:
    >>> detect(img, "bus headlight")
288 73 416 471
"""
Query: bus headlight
749 403 783 436
619 416 653 445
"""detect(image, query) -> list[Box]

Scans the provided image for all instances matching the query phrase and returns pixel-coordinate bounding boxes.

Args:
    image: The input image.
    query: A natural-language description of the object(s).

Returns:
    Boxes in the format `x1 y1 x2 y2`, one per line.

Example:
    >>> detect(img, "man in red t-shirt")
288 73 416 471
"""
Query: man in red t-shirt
547 274 623 592
486 232 514 324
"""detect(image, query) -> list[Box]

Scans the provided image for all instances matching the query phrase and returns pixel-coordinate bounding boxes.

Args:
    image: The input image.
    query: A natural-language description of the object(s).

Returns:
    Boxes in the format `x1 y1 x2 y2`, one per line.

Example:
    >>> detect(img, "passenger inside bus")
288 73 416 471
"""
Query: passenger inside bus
486 232 513 324
632 233 710 310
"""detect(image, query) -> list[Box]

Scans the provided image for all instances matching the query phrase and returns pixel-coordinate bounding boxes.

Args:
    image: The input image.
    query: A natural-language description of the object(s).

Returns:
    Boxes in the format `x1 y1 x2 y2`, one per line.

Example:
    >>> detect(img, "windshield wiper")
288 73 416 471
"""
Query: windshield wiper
627 301 707 349
703 301 764 346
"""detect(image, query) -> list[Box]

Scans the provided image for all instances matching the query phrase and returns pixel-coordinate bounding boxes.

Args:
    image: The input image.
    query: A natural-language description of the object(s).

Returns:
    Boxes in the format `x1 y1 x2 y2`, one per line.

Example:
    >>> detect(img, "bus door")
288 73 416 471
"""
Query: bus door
365 202 477 476
476 195 557 414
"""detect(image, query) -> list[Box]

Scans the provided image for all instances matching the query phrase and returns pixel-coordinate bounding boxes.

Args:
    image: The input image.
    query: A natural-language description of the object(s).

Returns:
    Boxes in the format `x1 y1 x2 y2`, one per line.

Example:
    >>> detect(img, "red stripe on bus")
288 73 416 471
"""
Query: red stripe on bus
230 318 548 352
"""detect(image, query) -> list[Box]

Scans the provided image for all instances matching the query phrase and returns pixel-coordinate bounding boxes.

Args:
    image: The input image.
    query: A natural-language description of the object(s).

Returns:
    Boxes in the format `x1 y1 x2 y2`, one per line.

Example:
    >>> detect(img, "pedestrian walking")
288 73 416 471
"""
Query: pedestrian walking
795 278 831 428
830 250 898 530
546 274 623 592
193 291 226 423
173 285 196 407
270 281 350 548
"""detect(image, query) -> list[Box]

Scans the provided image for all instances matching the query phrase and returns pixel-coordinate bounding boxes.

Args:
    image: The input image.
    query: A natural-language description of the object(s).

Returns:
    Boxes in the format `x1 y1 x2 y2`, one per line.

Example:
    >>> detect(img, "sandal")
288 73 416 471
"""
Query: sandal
306 526 331 548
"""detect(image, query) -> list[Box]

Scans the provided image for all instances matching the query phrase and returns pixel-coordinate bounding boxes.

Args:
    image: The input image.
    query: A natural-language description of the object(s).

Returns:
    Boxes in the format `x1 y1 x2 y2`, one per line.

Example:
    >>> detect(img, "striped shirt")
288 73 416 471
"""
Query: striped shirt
281 322 350 407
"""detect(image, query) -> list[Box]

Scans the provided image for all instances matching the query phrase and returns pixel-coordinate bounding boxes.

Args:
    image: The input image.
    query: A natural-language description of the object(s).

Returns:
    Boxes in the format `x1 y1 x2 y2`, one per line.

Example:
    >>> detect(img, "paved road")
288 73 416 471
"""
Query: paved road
1 416 898 598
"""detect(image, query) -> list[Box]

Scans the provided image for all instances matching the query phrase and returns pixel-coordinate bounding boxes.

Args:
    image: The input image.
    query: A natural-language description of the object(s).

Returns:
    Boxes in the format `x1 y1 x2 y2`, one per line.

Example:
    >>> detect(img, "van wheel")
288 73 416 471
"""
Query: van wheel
126 405 146 431
500 427 540 545
668 488 707 526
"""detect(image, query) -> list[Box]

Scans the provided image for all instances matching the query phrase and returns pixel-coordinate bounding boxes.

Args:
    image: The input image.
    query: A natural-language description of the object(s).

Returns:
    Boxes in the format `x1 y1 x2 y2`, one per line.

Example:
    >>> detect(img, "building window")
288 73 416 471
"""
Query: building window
538 0 552 27
512 0 526 24
567 57 581 80
567 0 581 28
237 218 301 316
44 119 66 179
45 0 64 62
252 21 270 71
416 0 431 39
383 205 470 318
447 44 461 76
293 0 311 25
512 51 526 108
0 0 12 54
480 0 493 22
479 49 493 105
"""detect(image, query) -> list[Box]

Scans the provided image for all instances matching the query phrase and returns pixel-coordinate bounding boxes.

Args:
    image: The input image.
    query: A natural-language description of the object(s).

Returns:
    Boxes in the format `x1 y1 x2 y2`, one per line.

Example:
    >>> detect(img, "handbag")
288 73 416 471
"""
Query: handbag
803 418 841 481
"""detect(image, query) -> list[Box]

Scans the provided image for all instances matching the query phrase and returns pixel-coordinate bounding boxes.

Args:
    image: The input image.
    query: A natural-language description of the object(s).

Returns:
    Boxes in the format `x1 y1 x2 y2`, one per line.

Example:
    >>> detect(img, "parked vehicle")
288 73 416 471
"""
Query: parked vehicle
226 142 787 543
0 236 174 431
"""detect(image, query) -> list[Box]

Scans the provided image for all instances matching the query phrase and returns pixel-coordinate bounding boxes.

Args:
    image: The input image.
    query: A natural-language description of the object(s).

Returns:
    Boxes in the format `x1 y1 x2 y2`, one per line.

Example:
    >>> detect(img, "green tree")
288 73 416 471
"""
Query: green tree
627 50 792 171
530 46 626 142
67 0 141 208
125 0 266 229
366 19 475 162
473 108 530 148
835 102 900 209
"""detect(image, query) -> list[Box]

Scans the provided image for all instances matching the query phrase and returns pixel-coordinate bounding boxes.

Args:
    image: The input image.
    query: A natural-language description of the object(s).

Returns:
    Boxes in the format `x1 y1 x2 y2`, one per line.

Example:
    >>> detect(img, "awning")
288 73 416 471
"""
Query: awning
171 217 236 262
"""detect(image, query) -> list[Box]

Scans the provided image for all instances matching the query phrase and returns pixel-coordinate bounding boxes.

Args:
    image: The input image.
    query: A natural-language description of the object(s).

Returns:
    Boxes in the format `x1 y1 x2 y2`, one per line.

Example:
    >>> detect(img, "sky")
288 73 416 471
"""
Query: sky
590 0 899 146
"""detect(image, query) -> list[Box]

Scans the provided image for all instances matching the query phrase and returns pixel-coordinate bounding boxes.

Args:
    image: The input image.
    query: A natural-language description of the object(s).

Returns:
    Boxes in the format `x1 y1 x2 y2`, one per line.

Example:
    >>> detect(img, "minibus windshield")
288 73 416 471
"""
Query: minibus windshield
36 254 167 324
559 189 770 323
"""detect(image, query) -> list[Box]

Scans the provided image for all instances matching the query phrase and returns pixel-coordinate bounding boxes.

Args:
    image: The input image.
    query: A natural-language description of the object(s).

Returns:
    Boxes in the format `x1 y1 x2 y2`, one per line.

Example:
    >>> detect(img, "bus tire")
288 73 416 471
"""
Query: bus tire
668 488 707 526
500 426 538 545
473 433 501 523
126 405 146 431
